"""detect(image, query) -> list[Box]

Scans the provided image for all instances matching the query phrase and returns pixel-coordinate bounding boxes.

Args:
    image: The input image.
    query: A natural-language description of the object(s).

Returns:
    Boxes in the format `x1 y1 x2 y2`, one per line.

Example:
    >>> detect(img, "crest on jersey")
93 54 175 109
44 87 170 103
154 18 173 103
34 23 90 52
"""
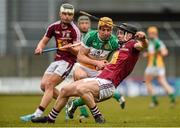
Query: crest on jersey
103 43 109 49
55 31 60 34
62 31 71 39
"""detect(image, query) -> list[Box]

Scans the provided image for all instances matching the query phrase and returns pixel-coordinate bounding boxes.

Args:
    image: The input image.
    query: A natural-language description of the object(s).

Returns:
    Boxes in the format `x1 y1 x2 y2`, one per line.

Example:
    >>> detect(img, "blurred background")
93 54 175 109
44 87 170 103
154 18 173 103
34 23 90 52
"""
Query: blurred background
0 0 180 96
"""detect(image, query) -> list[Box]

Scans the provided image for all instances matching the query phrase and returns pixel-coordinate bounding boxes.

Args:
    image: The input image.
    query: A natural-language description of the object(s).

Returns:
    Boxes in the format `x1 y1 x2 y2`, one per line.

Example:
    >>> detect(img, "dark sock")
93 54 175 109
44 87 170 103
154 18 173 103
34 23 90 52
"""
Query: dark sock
48 108 59 121
90 105 102 119
38 106 45 112
168 93 176 103
152 95 158 104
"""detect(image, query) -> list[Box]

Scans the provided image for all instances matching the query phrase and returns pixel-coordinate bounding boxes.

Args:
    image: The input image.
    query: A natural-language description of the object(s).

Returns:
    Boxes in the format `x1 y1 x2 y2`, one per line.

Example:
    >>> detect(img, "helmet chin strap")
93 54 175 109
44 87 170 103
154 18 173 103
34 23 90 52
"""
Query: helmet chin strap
119 31 134 46
124 32 128 41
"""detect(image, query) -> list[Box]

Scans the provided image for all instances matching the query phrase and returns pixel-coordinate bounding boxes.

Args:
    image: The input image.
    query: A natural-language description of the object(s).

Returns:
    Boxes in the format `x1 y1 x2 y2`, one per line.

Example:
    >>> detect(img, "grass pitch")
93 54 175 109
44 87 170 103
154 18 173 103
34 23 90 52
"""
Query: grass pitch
0 95 179 127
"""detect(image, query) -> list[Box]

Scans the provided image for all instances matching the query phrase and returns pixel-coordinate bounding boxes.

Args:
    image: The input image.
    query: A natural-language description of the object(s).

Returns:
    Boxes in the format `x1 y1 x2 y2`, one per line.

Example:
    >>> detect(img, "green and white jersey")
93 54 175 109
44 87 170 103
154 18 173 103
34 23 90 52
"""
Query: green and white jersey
82 30 119 60
147 38 166 67
80 29 92 42
81 32 86 42
148 38 166 54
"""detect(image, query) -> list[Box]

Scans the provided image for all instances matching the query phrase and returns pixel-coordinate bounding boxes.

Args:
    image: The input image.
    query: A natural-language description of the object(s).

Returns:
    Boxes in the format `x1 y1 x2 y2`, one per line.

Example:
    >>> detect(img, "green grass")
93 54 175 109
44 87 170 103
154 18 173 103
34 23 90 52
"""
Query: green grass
0 95 179 127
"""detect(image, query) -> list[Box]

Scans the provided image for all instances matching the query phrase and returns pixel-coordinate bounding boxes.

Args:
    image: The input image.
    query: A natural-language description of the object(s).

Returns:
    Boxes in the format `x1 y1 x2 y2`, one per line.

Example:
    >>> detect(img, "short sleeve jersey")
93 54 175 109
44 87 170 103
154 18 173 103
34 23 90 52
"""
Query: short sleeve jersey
98 40 140 87
147 38 166 67
45 21 81 64
82 30 119 60
80 29 91 42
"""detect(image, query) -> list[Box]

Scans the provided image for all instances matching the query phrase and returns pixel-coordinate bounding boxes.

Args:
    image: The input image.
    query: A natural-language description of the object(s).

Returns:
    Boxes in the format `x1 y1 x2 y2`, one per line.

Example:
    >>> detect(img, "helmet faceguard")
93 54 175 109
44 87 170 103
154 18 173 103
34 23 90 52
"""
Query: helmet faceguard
78 16 90 23
117 23 138 45
118 23 137 35
60 3 74 15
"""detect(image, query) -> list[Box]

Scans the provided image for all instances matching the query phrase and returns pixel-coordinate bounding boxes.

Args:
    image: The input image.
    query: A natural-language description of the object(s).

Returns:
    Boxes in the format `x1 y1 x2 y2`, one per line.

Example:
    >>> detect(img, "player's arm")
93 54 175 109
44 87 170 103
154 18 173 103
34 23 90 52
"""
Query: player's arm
160 47 168 56
159 41 168 56
77 31 98 65
34 36 50 55
134 31 148 51
77 45 100 66
143 51 148 58
67 41 81 56
78 31 108 69
78 45 108 70
35 23 54 55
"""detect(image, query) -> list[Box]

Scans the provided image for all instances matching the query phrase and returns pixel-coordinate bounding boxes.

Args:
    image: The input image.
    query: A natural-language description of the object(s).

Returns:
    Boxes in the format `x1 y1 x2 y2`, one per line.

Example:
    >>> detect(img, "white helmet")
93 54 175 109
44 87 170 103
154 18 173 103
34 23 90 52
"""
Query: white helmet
60 3 74 14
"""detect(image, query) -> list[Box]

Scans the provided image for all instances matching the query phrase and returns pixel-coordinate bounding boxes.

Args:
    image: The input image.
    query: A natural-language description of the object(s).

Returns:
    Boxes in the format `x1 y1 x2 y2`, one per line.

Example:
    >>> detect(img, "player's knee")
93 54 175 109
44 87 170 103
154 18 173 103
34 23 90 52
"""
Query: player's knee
40 82 46 92
60 87 69 97
145 80 152 85
157 77 166 84
41 81 54 91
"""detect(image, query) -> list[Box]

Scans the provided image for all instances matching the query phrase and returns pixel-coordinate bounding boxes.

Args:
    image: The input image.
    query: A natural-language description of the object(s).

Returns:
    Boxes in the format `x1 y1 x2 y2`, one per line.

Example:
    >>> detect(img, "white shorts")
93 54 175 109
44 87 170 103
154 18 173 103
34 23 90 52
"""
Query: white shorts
79 64 99 77
145 66 165 76
85 77 115 101
45 60 74 78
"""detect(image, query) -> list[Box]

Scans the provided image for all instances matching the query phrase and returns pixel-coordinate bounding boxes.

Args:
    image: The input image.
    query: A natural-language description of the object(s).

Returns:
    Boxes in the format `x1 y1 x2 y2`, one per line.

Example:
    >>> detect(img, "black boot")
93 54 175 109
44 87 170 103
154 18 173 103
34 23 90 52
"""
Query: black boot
31 116 55 123
94 115 106 124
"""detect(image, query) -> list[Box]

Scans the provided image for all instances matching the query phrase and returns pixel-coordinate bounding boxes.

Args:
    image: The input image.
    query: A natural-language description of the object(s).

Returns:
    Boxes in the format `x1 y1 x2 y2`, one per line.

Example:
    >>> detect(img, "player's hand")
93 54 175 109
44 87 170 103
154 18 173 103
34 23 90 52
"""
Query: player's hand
135 31 146 41
60 43 73 51
34 47 43 55
135 31 148 50
95 60 109 70
143 52 148 57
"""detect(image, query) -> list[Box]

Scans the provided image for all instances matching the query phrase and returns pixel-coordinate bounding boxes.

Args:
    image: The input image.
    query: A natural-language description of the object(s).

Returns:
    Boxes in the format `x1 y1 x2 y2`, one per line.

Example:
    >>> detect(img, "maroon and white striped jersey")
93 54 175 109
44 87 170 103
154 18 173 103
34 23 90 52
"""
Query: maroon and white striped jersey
98 40 140 87
45 21 81 64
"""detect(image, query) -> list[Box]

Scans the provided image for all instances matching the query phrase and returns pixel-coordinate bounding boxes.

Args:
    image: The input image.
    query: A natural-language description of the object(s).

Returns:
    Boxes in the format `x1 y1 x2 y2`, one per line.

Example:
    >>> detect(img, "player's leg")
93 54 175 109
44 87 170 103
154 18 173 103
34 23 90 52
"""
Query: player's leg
31 81 78 123
67 66 124 121
79 88 105 123
157 74 176 105
20 60 72 121
67 88 125 112
75 78 106 123
73 67 89 119
66 97 85 119
112 89 125 109
31 78 105 123
67 66 98 119
89 66 125 109
144 67 158 107
67 78 114 122
38 74 63 112
20 73 63 122
66 81 125 119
